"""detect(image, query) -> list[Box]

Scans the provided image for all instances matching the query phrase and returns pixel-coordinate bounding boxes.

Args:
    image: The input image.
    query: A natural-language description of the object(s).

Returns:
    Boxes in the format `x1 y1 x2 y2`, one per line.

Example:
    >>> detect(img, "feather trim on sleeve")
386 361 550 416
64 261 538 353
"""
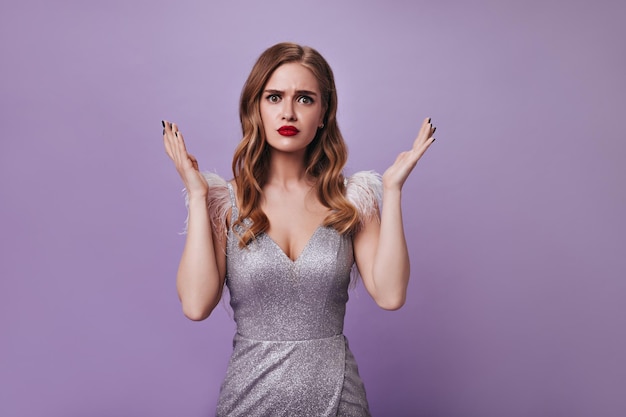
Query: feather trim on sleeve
345 171 383 225
182 172 230 239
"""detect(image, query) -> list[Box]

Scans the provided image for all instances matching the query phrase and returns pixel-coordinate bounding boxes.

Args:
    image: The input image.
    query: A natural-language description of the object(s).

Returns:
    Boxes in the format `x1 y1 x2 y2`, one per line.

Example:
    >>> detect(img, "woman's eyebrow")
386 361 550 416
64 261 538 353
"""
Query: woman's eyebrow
264 89 318 96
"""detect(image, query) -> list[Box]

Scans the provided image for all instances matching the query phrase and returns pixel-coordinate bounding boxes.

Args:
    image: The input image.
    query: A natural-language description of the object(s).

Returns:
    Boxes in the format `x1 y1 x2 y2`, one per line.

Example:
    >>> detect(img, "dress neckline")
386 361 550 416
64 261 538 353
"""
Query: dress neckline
262 225 326 263
226 182 334 263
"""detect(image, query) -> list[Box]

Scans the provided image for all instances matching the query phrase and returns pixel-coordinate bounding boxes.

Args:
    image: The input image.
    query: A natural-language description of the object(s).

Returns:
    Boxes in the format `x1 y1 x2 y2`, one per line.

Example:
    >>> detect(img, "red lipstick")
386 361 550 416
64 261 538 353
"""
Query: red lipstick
278 126 299 136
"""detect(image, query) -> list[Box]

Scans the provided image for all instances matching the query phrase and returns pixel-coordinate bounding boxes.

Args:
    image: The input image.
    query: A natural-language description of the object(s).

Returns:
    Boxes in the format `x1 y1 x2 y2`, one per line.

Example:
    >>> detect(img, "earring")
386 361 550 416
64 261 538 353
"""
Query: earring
319 123 325 129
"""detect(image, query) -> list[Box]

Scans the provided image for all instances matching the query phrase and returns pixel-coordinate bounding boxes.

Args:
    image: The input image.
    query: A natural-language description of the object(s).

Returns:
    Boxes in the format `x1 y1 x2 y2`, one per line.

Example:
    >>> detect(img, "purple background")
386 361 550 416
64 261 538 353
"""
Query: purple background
1 1 625 416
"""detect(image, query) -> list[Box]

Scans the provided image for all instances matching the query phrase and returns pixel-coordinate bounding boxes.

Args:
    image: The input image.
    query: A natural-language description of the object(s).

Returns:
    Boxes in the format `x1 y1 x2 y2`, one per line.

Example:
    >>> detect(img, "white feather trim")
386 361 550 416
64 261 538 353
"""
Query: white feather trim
346 171 382 286
345 171 383 225
182 172 231 238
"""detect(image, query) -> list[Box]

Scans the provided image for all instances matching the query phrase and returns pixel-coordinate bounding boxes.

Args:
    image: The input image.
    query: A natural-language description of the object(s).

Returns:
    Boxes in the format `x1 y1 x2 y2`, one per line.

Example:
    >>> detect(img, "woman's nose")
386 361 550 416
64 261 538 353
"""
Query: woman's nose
281 101 296 121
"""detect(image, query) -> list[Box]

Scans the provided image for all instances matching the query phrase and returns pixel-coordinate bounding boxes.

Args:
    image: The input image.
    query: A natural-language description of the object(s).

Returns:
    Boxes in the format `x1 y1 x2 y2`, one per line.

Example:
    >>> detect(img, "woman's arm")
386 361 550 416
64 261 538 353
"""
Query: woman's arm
353 117 436 310
163 121 226 321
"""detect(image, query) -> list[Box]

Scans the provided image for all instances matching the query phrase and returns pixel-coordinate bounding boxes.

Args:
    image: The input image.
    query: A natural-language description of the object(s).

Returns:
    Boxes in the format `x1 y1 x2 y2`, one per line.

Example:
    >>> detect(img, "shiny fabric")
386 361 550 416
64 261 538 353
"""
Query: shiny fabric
216 183 372 417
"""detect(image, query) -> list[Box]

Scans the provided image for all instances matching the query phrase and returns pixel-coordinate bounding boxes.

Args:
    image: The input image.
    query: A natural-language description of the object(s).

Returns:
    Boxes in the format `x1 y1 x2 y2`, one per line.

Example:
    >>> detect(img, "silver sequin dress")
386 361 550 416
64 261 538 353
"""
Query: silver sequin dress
188 172 382 417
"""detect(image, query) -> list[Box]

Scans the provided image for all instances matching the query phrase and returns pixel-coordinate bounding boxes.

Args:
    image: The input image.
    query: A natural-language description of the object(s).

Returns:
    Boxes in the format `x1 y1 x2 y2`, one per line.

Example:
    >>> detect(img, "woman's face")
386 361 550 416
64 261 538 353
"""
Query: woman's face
260 62 324 155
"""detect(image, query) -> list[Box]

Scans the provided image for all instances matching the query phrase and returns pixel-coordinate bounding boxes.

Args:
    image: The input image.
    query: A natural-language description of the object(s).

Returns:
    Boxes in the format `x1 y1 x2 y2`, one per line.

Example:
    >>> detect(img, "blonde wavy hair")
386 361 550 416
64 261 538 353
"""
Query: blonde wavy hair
232 42 359 247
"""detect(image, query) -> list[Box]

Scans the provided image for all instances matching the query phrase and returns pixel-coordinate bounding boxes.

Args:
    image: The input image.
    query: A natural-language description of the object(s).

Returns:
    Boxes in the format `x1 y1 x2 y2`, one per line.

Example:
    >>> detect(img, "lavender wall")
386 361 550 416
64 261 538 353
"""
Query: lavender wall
2 1 624 416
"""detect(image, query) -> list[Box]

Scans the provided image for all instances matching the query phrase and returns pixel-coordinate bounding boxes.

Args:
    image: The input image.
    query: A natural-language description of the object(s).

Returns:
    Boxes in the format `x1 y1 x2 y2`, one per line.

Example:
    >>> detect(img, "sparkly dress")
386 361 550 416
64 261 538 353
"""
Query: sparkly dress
187 172 382 417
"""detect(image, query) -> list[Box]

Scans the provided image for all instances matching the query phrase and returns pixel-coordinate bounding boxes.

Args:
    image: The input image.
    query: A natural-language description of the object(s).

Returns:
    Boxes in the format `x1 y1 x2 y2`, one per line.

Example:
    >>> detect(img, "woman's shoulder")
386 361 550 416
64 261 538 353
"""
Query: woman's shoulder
344 171 383 223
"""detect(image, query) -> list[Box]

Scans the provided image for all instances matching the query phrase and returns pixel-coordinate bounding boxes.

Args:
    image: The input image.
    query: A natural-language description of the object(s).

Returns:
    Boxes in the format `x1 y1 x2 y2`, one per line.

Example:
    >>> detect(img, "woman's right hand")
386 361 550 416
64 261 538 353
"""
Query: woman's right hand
162 120 209 198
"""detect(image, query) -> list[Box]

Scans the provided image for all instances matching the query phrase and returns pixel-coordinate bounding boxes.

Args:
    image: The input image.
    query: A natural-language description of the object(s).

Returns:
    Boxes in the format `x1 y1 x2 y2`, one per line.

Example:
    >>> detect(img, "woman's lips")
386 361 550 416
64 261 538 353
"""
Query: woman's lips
278 126 299 136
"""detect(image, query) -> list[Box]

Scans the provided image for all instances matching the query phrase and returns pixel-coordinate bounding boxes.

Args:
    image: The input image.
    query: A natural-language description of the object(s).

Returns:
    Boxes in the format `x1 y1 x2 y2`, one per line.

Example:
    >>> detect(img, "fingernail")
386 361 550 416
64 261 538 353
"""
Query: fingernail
432 138 436 142
432 127 436 133
161 120 165 127
175 132 178 137
169 122 173 128
162 129 165 135
428 117 431 123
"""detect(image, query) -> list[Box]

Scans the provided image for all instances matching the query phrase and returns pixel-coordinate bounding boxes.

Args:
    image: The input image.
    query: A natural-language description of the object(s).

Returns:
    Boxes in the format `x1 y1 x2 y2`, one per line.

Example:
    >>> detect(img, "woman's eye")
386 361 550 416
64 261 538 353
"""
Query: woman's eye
298 96 313 104
267 94 280 103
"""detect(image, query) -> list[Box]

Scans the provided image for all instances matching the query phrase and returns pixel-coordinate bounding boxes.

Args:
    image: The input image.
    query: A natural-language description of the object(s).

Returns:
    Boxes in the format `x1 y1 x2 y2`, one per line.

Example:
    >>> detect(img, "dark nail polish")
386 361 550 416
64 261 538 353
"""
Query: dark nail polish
162 129 165 135
432 127 436 133
428 117 431 123
175 132 178 137
169 122 173 128
432 138 436 142
161 120 165 127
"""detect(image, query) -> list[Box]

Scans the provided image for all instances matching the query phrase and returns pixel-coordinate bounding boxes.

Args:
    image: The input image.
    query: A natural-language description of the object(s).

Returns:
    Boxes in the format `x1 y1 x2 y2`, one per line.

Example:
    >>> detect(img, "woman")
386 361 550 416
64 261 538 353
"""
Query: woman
162 42 435 416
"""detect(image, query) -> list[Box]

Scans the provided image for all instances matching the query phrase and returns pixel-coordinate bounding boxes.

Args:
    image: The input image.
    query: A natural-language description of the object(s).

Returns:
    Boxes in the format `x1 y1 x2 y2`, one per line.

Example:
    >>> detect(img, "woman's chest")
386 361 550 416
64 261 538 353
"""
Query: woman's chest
225 227 354 301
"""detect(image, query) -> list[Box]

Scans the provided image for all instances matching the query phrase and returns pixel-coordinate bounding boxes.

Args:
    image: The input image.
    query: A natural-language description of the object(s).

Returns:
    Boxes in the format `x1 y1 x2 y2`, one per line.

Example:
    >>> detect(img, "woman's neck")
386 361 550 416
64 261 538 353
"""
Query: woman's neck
266 149 311 189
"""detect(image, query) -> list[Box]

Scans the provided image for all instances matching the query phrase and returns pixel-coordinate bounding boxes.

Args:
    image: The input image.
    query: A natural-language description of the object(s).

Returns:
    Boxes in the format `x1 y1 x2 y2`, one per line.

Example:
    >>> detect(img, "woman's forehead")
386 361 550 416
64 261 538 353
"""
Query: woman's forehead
265 63 320 92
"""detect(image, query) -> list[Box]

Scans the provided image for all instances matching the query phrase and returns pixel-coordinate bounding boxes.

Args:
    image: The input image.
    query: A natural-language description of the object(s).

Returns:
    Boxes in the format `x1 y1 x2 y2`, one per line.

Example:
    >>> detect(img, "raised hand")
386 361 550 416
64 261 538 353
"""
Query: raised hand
162 120 209 198
382 117 436 191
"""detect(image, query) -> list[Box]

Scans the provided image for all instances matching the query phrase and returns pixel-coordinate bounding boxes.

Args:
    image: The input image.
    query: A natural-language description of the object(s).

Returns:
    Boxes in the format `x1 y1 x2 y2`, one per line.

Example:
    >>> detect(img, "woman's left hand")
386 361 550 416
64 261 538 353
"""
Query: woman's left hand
382 117 436 190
